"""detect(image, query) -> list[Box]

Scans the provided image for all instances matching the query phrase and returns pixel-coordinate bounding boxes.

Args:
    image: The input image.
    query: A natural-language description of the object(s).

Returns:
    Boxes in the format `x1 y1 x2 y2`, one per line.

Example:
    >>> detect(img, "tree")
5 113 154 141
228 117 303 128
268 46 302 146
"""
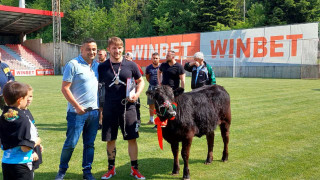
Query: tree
0 0 18 6
197 0 240 31
262 0 320 25
146 0 198 35
247 2 266 27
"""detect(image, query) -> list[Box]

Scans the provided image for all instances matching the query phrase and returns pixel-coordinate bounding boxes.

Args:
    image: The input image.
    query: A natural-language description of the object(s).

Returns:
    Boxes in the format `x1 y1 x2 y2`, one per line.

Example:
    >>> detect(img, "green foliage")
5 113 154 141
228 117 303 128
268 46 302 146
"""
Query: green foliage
212 22 232 31
153 12 173 35
4 0 320 44
247 2 266 27
0 0 18 6
232 21 252 30
254 0 320 25
146 0 198 35
28 0 51 10
107 0 138 38
197 0 240 32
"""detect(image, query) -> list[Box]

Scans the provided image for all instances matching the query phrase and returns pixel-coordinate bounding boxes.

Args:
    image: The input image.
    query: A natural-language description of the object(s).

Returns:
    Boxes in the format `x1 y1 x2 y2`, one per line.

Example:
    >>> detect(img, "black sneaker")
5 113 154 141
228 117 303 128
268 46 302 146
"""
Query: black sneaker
55 169 67 180
152 125 157 129
83 172 96 180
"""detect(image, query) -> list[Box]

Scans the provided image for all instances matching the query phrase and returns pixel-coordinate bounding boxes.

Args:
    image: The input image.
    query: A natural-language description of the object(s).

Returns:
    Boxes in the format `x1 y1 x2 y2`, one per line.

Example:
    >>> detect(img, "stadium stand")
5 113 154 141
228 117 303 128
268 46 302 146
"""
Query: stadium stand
0 47 29 70
6 44 53 69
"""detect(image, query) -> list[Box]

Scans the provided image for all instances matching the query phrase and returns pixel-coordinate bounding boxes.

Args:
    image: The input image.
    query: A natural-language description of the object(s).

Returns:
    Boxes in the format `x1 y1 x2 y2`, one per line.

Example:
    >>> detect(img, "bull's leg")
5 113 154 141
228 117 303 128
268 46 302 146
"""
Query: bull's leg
181 137 193 180
205 131 215 164
170 142 180 175
220 122 230 162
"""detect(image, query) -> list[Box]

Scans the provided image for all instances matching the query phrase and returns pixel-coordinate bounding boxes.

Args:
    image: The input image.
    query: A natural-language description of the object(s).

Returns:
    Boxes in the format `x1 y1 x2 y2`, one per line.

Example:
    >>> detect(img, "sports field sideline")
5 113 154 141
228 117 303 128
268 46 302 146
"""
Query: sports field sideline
1 76 319 180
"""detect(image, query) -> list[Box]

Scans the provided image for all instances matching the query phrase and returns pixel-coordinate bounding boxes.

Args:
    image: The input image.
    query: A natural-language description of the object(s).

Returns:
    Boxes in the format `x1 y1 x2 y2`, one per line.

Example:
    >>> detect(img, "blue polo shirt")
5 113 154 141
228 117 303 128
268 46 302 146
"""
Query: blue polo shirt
0 62 15 95
62 55 99 112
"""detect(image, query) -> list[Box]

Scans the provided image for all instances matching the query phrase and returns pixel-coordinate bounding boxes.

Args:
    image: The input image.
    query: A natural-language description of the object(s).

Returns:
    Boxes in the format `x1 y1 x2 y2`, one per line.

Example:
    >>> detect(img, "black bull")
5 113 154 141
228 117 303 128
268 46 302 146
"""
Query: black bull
146 85 231 180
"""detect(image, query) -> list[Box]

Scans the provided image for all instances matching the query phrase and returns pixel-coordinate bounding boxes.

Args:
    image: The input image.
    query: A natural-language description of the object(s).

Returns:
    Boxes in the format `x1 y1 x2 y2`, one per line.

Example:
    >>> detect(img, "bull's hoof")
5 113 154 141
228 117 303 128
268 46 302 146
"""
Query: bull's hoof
221 157 228 162
171 172 179 176
204 157 213 164
183 175 190 180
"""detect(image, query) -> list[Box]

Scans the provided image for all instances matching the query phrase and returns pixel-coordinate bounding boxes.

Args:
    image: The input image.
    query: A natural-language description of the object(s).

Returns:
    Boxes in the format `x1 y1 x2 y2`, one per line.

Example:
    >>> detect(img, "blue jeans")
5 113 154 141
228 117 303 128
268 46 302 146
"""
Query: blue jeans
59 110 99 172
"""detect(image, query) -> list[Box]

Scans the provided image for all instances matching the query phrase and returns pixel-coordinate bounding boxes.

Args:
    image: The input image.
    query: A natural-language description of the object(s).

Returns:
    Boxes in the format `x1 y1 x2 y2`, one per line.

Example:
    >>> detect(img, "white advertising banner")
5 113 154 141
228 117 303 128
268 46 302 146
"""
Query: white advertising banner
200 23 319 65
14 70 36 76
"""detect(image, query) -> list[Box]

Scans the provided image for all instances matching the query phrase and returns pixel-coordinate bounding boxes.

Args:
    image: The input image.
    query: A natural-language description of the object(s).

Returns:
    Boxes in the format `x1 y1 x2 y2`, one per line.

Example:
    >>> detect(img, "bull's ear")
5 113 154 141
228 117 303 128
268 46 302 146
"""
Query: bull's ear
173 87 184 97
146 89 155 99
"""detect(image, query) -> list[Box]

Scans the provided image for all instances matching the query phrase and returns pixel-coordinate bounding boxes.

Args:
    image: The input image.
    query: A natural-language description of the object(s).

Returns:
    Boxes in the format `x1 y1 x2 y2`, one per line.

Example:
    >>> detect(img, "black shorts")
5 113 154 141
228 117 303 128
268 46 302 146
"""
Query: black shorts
102 105 139 141
2 162 33 180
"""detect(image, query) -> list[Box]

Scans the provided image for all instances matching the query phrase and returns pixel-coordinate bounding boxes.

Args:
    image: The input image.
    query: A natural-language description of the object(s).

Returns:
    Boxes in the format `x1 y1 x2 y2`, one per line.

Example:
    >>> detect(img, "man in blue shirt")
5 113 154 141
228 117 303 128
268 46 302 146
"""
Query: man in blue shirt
145 52 160 125
0 53 15 110
55 38 99 180
0 53 15 148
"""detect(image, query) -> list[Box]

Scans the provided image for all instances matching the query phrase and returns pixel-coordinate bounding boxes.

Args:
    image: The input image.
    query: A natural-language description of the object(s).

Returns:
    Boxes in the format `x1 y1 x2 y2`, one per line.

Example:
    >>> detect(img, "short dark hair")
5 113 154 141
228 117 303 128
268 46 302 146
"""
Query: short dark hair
152 52 159 56
98 49 106 53
168 50 175 55
3 81 29 106
82 38 96 45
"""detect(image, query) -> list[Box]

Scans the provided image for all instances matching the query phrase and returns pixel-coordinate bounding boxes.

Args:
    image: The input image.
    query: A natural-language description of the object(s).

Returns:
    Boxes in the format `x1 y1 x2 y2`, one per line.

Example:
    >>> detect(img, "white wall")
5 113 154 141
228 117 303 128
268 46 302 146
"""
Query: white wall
23 39 81 73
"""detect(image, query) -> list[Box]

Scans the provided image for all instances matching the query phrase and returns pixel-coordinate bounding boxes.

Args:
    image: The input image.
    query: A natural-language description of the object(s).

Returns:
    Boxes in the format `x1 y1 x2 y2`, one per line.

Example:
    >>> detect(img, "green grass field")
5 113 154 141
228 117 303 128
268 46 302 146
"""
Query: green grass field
1 76 320 180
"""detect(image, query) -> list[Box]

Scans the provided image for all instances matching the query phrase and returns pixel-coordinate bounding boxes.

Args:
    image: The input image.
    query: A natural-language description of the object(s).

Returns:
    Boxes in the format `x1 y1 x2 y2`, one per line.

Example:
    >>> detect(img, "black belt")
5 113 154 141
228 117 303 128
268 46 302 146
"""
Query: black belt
84 107 94 112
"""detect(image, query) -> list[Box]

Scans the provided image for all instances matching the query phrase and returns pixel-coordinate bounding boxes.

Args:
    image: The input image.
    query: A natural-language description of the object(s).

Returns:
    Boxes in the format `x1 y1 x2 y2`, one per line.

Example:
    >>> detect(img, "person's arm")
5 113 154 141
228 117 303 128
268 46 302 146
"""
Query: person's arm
157 69 162 86
146 74 150 82
7 70 14 82
128 77 145 103
179 74 185 89
145 67 150 82
184 62 193 72
32 152 39 161
21 146 32 152
207 64 216 84
61 81 86 114
137 64 144 75
179 64 185 88
99 107 103 125
1 63 15 81
34 137 41 147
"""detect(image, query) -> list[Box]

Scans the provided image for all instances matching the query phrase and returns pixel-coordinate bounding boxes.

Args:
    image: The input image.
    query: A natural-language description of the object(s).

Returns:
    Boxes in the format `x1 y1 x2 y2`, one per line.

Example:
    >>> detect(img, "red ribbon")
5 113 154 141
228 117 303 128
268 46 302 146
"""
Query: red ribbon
154 117 164 150
154 102 177 150
154 116 175 150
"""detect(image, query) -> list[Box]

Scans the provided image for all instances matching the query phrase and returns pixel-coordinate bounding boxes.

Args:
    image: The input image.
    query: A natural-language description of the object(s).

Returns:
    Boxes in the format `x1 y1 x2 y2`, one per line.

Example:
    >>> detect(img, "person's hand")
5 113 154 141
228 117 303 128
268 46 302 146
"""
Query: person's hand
194 61 200 67
32 152 39 161
127 94 138 103
40 144 44 153
35 137 41 147
99 115 103 126
75 105 86 115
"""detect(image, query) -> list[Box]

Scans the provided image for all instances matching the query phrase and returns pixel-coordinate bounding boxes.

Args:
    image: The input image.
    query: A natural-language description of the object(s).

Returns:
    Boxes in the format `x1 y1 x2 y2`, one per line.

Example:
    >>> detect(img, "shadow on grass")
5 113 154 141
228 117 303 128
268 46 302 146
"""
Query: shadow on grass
94 158 182 180
0 172 62 180
33 171 85 180
138 124 158 134
312 89 320 91
15 158 222 180
36 123 67 131
94 158 219 180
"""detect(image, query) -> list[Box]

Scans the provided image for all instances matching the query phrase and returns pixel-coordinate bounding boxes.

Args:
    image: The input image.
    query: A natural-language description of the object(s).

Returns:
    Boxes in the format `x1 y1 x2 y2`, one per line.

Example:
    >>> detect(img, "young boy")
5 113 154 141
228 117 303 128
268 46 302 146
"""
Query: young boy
24 84 43 171
0 81 40 180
